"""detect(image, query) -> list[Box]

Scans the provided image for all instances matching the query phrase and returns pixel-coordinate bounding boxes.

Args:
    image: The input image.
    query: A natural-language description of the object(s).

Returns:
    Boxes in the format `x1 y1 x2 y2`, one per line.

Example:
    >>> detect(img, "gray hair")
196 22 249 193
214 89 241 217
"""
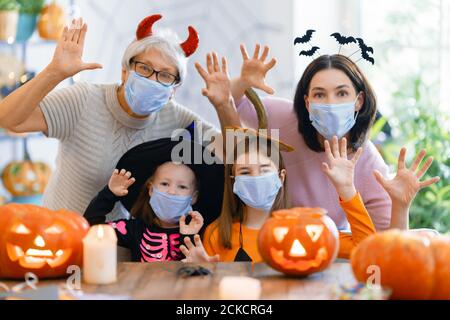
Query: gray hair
121 28 188 85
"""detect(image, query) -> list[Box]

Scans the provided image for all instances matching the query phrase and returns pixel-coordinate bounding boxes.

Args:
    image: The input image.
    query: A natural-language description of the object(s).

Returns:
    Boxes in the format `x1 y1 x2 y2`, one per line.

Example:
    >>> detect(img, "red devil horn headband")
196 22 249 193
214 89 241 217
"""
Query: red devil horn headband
136 14 199 57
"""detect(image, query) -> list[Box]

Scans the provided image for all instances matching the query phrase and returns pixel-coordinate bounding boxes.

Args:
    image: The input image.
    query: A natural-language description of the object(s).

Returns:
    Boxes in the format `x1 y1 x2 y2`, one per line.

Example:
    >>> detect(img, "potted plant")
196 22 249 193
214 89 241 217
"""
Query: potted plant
15 0 45 42
0 0 20 42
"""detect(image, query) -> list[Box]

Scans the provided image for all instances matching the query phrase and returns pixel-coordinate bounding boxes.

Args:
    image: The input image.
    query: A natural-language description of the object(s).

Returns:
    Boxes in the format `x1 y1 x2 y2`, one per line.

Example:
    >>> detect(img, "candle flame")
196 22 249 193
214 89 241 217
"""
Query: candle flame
97 225 104 239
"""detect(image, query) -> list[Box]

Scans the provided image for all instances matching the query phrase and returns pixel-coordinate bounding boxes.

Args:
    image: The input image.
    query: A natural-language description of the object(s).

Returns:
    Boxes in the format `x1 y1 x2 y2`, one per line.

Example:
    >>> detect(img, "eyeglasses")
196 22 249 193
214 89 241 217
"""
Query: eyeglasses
131 59 179 86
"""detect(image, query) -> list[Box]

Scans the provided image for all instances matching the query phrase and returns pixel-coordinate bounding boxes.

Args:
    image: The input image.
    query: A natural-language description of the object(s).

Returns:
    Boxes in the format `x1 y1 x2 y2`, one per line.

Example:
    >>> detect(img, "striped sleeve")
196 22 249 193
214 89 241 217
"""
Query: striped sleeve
39 82 90 141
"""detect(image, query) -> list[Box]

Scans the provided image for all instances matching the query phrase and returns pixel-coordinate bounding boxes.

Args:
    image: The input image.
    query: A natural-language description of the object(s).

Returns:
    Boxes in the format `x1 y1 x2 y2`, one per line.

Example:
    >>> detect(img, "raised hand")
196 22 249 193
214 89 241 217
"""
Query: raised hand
179 211 204 235
195 52 233 108
321 136 363 201
108 169 136 197
48 18 102 79
180 234 220 263
238 44 277 94
374 148 440 209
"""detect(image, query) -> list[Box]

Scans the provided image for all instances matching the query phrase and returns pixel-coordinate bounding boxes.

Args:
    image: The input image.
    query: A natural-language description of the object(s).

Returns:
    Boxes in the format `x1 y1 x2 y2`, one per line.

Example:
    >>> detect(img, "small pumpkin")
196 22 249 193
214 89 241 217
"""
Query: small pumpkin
258 207 339 276
351 229 450 300
1 137 51 197
0 203 89 279
37 0 66 40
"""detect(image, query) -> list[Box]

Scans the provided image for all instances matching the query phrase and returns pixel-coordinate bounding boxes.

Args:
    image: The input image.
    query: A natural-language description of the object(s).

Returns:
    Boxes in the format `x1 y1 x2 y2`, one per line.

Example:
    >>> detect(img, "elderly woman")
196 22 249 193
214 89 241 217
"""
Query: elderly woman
0 15 240 219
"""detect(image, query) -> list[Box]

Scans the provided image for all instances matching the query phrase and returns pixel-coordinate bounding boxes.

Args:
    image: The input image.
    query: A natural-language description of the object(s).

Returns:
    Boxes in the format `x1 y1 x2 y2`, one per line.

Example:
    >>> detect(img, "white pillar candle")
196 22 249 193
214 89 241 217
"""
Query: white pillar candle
219 276 261 300
82 224 117 285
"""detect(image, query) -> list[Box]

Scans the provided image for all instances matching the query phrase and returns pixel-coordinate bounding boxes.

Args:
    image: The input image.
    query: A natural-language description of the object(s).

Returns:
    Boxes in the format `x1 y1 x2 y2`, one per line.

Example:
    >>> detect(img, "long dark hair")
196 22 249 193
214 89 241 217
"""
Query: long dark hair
294 54 377 152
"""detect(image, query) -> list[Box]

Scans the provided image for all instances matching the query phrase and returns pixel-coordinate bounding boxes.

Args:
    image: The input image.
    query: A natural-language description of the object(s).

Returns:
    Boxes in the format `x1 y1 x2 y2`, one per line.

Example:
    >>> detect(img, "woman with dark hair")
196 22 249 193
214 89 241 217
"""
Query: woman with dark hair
230 45 391 231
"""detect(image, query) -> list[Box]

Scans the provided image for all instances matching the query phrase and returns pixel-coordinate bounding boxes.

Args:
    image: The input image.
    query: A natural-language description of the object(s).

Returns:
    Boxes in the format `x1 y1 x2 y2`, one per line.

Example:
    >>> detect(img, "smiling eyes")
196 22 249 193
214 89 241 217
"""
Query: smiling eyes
12 223 65 235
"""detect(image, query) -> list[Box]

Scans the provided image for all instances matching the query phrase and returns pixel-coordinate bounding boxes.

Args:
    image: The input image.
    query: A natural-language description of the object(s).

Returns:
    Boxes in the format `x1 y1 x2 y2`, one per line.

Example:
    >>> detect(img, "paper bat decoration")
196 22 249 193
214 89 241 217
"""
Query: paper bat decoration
330 32 357 45
299 46 320 57
294 30 316 44
356 38 375 64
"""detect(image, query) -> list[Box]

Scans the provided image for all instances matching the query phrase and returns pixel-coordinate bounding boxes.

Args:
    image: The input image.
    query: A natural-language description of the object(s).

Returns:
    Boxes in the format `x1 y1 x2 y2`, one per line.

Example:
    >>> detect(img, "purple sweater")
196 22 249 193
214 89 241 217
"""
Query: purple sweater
236 96 391 231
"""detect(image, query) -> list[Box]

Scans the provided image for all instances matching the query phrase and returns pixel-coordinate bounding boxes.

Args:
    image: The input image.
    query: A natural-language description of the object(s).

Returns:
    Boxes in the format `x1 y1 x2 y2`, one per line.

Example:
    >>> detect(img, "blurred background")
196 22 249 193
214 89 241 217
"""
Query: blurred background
0 0 449 231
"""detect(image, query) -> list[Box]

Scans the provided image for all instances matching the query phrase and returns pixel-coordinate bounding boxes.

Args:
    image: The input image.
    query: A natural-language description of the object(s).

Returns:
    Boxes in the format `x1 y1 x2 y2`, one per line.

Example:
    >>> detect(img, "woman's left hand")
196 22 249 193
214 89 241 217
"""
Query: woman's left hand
322 136 363 201
374 148 440 208
179 211 204 235
195 52 233 109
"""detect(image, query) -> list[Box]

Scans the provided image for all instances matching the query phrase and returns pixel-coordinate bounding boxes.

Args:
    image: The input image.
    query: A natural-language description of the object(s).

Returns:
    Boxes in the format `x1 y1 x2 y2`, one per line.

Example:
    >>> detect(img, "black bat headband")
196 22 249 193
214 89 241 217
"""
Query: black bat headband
294 30 375 65
294 29 320 58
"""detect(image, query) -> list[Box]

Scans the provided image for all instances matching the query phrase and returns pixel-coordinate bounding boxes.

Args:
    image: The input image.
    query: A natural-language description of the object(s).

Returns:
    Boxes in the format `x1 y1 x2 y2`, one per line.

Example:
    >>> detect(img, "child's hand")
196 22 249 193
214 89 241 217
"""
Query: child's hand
321 136 363 201
108 169 136 197
179 211 204 235
195 52 233 109
180 234 220 263
237 44 277 94
374 148 440 209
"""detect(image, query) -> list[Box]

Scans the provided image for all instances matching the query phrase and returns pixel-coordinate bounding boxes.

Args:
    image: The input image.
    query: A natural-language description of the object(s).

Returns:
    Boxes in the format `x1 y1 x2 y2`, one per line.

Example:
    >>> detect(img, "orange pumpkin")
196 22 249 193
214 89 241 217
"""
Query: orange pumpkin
258 207 339 276
351 229 450 300
0 204 89 279
2 160 51 196
37 1 66 40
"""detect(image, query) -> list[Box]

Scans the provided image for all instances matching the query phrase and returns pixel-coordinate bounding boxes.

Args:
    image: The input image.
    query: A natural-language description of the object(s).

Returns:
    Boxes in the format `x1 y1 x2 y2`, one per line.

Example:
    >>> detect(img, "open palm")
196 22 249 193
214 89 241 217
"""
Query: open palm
196 52 232 108
322 136 362 190
49 18 102 79
108 169 136 197
239 44 277 94
374 148 440 207
180 235 220 263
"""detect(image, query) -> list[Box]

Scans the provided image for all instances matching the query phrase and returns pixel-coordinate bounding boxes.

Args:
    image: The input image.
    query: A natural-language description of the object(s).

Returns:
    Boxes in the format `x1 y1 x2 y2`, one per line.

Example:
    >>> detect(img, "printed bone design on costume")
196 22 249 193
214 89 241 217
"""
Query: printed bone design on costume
140 229 181 261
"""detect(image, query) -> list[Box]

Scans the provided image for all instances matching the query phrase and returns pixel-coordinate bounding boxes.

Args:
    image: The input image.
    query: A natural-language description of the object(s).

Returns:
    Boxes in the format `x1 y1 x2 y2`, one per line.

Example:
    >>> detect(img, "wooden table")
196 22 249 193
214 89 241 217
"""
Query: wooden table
1 261 357 300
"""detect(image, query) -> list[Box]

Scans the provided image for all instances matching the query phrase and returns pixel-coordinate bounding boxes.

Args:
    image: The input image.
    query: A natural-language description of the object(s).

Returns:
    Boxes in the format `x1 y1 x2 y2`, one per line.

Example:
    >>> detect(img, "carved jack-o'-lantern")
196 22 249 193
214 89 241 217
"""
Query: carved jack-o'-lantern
258 207 339 276
0 204 89 279
1 137 52 197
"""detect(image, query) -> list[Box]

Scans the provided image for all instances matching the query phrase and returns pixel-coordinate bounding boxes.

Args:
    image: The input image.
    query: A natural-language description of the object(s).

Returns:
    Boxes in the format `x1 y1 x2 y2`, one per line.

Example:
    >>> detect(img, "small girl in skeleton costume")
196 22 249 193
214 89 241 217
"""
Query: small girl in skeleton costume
83 138 225 262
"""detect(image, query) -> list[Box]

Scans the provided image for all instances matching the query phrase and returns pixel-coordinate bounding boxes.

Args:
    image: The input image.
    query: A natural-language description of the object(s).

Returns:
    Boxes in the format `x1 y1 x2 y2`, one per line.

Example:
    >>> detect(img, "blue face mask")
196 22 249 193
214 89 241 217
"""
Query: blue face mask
125 71 173 116
308 96 360 141
149 187 193 224
233 171 282 212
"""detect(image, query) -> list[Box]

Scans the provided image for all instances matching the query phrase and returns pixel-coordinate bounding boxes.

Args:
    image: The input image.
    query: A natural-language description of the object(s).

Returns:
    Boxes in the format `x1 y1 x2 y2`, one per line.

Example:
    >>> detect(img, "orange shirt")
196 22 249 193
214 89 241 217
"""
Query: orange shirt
202 192 376 262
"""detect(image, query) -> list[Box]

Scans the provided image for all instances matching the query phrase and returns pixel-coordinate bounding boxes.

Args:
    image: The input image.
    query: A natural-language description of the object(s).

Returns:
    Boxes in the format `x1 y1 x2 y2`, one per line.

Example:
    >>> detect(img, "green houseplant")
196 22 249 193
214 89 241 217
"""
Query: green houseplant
0 0 20 42
371 75 450 233
16 0 45 42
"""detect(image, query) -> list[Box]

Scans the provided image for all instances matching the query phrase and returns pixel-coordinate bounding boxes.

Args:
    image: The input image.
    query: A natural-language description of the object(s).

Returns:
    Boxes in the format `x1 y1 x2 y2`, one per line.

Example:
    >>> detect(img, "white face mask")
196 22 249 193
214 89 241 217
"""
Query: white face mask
308 94 360 140
124 71 173 116
233 171 282 212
